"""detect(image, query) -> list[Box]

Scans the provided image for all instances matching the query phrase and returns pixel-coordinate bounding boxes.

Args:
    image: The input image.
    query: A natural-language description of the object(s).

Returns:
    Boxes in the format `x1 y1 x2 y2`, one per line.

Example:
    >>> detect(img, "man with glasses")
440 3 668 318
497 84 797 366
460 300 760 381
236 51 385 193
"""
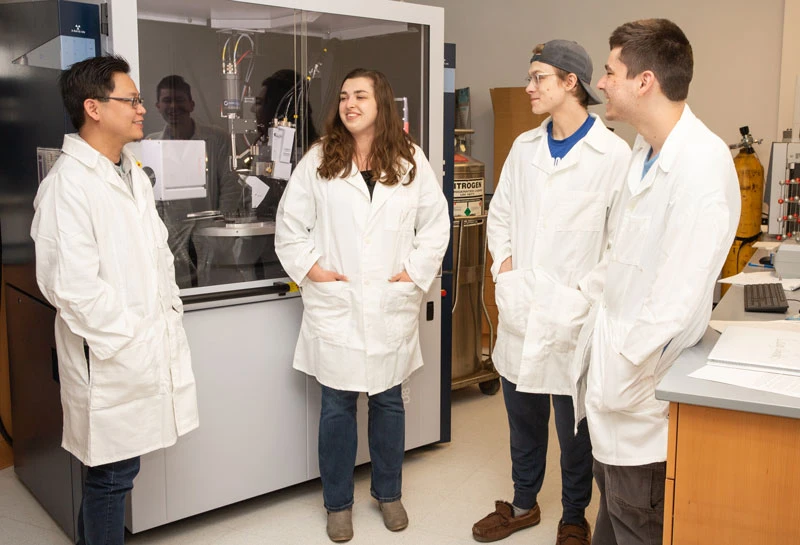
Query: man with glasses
473 40 630 545
582 20 739 545
31 55 199 545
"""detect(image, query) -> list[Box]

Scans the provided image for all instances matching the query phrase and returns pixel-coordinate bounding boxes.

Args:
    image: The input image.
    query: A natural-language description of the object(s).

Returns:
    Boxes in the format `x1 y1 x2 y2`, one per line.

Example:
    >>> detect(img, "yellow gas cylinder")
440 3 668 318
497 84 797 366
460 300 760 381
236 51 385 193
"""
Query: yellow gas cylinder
721 126 764 296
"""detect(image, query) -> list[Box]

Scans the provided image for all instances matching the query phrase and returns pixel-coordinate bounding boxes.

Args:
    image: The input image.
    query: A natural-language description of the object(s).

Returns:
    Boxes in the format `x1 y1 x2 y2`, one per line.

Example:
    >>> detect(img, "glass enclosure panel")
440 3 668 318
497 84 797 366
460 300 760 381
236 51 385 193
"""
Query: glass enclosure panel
135 4 429 294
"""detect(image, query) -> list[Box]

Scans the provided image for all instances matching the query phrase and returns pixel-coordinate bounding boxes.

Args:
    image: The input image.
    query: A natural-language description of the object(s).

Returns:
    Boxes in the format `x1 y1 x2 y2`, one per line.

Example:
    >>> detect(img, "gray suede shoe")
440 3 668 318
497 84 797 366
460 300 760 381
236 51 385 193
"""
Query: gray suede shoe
379 500 408 531
326 508 353 542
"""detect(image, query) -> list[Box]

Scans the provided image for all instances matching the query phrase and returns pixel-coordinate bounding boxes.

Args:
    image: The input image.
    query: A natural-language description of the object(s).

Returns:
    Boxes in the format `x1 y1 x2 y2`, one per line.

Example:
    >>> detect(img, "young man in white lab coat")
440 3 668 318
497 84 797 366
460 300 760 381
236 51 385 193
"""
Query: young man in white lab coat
473 40 630 545
583 19 740 544
31 56 199 545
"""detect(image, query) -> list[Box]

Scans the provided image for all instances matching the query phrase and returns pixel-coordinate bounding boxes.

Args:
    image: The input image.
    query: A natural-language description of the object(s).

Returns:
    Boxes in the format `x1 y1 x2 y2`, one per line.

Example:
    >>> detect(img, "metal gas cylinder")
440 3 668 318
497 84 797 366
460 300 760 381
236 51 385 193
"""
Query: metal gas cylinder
721 126 764 295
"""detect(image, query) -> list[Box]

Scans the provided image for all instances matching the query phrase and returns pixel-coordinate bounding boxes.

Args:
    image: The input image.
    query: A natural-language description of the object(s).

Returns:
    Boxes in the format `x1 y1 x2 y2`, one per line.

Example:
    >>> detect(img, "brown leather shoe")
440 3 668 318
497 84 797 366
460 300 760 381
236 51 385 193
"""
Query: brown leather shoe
326 508 353 542
472 500 541 542
379 500 408 531
556 518 591 545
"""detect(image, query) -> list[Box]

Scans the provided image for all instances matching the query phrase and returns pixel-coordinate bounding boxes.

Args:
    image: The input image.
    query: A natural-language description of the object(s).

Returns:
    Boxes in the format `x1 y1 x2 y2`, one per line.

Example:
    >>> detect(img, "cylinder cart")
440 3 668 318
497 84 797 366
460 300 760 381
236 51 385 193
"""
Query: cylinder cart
450 134 500 395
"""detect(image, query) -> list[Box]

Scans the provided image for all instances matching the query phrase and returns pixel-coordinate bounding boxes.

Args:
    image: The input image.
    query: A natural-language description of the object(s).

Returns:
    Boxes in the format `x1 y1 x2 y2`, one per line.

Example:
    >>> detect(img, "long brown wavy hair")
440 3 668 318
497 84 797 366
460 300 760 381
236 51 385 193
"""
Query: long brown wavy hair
317 68 416 186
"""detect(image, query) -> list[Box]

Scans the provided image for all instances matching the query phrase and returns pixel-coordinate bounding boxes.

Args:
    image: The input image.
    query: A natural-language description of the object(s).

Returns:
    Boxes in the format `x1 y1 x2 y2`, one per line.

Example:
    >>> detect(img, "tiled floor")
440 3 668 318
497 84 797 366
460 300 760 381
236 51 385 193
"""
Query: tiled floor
0 387 599 544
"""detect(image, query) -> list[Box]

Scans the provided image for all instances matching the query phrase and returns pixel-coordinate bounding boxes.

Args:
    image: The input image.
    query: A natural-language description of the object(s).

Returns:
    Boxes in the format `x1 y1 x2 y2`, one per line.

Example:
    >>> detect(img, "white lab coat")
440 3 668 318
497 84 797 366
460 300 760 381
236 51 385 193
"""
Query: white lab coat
577 105 740 466
487 114 631 394
31 134 199 467
275 144 450 395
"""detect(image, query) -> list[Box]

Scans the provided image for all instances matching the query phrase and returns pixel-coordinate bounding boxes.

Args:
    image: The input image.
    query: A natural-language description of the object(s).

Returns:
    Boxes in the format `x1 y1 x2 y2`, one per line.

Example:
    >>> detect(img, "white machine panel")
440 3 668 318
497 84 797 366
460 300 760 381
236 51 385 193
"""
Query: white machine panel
128 297 307 532
139 139 207 201
767 142 800 236
127 280 443 532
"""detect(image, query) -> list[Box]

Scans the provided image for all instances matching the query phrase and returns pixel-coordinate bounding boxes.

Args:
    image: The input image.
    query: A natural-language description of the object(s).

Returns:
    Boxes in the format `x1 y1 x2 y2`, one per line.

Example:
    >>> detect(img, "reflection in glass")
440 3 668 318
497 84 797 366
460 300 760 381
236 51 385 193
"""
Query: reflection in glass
136 9 428 293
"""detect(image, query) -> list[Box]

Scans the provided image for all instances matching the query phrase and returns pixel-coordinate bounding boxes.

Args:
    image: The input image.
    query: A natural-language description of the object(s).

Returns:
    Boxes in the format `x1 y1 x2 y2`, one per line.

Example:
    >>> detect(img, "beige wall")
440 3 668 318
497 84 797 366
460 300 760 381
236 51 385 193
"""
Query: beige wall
778 0 800 141
408 0 784 191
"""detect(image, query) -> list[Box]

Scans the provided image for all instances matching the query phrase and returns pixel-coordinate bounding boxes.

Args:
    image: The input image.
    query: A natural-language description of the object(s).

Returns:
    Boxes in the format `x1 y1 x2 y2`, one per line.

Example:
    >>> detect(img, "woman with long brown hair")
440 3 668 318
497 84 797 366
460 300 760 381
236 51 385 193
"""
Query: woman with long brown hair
275 68 449 542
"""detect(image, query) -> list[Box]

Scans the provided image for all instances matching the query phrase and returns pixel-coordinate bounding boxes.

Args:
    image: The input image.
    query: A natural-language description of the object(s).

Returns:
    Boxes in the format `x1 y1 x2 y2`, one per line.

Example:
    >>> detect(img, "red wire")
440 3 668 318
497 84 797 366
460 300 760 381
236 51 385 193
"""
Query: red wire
235 50 253 65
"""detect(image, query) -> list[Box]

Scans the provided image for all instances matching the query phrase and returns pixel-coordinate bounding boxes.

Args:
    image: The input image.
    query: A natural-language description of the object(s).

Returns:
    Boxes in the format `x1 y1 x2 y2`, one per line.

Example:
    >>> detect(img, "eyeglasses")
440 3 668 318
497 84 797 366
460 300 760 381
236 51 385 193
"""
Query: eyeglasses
95 96 145 108
524 73 555 88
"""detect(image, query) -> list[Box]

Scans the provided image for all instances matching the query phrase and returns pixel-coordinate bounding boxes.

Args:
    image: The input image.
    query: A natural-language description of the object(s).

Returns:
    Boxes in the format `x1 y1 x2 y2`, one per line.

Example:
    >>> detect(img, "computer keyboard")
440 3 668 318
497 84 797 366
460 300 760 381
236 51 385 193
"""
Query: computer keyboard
743 283 789 313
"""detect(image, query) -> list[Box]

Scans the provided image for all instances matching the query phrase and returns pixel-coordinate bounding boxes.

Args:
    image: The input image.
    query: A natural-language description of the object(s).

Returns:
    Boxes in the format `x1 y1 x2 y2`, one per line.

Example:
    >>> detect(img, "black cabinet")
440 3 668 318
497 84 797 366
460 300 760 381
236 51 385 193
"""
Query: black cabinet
7 285 82 543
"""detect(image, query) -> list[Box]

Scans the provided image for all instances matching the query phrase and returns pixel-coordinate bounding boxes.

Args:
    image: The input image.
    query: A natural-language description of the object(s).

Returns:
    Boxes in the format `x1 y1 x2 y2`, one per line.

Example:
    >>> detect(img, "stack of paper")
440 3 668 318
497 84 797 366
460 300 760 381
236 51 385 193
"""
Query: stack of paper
690 325 800 398
706 326 800 376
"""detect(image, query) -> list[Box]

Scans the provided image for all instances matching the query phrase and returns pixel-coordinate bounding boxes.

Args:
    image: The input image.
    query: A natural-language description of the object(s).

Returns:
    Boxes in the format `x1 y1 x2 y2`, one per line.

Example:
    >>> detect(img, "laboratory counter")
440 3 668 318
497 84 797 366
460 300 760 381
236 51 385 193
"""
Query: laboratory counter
655 282 800 545
655 284 800 419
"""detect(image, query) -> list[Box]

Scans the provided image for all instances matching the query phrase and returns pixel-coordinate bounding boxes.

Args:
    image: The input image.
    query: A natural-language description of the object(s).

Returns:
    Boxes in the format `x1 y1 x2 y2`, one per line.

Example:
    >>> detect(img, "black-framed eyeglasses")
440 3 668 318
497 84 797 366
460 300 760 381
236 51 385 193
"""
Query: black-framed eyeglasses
95 96 145 108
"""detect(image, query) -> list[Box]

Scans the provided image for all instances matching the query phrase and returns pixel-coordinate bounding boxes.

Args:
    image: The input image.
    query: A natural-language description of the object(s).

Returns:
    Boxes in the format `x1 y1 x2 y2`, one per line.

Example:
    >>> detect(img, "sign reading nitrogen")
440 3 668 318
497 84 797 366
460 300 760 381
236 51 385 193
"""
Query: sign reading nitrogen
454 177 484 217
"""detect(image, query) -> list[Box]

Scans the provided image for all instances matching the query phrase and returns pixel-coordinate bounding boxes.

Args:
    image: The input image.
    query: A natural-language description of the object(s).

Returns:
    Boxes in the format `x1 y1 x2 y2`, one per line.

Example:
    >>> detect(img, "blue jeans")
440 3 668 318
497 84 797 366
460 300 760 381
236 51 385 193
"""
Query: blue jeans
501 378 592 524
319 384 405 512
76 456 141 545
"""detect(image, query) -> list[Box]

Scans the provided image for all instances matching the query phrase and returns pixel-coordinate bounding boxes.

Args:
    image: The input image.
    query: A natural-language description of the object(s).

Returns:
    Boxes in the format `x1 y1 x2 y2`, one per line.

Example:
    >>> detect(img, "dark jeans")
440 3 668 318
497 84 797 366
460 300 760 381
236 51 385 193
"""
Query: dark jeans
319 383 405 512
76 456 141 545
501 378 593 524
592 459 666 545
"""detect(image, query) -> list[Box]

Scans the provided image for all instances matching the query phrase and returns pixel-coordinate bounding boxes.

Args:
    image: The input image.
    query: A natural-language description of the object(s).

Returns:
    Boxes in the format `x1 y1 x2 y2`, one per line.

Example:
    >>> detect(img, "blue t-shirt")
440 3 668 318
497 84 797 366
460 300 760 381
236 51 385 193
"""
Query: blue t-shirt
547 115 595 163
642 148 660 179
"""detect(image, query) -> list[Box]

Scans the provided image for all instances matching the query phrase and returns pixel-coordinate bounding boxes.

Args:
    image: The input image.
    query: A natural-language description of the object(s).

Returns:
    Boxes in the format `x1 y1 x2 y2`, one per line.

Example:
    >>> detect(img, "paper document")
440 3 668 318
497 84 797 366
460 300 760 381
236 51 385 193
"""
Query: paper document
690 365 800 399
707 325 800 376
753 241 782 251
718 271 780 285
782 278 800 291
708 320 800 334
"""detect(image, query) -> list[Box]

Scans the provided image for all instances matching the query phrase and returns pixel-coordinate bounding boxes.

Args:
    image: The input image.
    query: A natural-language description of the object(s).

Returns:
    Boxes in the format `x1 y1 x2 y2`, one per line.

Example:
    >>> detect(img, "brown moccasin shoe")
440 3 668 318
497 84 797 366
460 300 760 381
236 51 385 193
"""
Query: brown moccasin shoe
379 499 408 531
326 508 353 542
472 500 541 542
556 518 591 545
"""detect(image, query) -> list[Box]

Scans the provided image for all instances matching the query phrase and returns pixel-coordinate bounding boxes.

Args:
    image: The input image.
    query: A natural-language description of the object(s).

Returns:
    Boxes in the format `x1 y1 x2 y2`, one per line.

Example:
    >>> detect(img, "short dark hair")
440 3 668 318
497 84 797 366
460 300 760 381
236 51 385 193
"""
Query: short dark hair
609 19 693 101
156 75 193 102
59 55 130 130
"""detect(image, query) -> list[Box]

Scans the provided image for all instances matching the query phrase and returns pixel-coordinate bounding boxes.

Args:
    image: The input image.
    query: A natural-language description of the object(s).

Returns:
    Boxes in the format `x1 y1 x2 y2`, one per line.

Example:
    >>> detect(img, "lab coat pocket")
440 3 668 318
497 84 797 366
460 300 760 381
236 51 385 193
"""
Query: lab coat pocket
611 214 651 268
89 318 166 409
301 280 353 345
599 342 660 413
553 191 605 232
495 269 534 338
533 280 591 352
381 281 423 345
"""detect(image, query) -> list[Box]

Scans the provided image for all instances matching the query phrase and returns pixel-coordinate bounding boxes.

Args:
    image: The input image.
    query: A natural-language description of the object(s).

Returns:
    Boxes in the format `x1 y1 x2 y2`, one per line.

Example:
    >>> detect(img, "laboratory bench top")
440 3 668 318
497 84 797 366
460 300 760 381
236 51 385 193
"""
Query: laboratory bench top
655 283 800 420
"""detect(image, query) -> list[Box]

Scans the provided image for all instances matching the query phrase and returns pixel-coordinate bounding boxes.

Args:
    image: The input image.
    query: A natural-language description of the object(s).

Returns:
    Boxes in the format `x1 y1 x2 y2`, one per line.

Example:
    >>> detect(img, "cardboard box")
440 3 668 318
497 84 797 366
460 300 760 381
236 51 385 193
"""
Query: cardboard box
490 87 548 189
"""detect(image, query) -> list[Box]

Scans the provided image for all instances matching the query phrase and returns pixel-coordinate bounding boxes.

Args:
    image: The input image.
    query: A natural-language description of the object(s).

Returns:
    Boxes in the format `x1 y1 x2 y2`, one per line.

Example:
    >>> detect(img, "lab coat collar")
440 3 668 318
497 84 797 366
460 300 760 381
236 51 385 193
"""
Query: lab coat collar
526 113 610 173
628 104 694 195
343 162 372 200
343 159 409 216
518 114 610 152
62 134 137 200
653 103 694 174
368 161 409 220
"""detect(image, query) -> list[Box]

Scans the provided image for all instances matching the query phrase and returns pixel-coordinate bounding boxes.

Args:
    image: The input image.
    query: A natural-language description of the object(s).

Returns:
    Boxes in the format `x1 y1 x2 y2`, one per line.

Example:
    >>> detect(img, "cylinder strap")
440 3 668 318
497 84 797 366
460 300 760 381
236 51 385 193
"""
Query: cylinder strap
734 232 762 244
